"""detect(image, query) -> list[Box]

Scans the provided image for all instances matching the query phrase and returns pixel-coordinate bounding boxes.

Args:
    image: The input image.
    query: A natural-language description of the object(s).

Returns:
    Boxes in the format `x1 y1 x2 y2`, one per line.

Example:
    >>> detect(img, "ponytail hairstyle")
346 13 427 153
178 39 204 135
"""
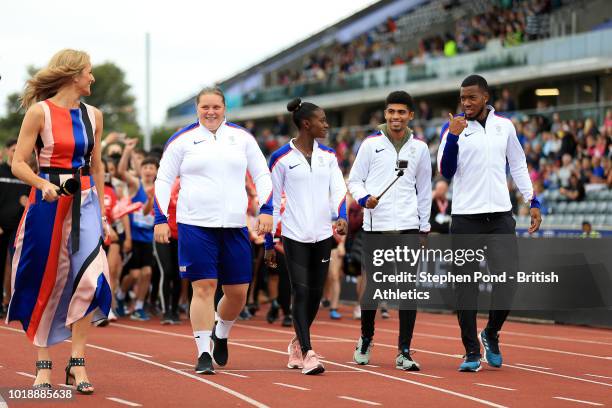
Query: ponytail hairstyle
287 97 320 129
21 49 91 109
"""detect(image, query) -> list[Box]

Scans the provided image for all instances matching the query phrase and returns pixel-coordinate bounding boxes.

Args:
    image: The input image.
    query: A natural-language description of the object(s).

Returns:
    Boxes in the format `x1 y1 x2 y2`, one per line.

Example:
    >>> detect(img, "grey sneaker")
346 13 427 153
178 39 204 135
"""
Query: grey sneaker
395 350 420 371
353 336 373 365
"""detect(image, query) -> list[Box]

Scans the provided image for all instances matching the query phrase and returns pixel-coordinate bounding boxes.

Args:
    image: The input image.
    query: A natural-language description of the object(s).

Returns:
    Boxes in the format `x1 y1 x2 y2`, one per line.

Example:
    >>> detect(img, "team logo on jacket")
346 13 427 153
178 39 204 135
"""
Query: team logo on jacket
318 156 325 166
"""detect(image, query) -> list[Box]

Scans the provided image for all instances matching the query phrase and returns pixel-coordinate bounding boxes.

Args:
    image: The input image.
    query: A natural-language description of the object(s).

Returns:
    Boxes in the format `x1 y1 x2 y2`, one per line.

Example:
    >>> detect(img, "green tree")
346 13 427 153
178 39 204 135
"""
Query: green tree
86 62 140 136
151 126 178 147
0 62 141 144
0 93 25 143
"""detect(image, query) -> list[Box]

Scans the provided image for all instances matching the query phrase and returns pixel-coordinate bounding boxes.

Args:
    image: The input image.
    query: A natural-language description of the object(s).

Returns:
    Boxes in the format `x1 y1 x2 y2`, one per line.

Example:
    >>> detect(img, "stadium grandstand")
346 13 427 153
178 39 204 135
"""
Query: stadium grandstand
165 0 612 237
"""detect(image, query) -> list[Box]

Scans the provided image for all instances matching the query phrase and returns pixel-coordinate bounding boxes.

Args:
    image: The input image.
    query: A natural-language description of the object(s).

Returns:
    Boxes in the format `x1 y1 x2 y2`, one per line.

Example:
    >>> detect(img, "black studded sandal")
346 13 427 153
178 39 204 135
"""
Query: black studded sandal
65 357 94 395
33 360 53 389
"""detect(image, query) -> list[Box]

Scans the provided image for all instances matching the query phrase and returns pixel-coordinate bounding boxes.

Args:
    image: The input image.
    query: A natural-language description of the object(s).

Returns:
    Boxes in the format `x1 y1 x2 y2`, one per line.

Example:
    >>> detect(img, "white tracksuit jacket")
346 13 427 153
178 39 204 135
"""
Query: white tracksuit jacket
154 120 273 227
348 129 432 232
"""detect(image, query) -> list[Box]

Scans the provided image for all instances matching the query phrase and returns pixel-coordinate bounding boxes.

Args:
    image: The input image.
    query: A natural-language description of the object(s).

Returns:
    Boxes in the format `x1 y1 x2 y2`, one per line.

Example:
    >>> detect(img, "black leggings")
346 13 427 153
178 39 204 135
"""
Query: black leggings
269 250 291 316
283 236 334 354
153 240 181 314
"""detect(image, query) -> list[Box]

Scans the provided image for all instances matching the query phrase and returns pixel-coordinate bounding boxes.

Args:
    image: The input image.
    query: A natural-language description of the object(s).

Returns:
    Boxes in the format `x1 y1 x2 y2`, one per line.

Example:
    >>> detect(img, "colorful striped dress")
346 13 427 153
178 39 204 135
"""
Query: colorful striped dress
7 99 111 347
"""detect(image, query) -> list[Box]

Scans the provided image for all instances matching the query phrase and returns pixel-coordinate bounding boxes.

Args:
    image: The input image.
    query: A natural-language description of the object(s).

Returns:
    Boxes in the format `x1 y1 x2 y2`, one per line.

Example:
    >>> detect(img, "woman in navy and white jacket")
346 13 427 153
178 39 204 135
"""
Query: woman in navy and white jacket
264 98 348 375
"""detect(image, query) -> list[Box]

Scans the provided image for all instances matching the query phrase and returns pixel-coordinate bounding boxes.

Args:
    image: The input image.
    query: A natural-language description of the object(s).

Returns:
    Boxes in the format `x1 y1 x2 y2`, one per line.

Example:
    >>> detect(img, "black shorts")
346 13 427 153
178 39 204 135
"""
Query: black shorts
125 240 153 270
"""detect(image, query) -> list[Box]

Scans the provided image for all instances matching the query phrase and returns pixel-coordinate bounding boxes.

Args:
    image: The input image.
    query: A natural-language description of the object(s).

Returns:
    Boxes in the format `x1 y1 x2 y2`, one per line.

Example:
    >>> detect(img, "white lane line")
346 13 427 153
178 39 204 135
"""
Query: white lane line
16 371 35 379
80 342 269 408
219 371 249 378
106 397 143 407
106 323 508 408
170 360 193 367
338 396 381 406
475 383 516 391
232 321 612 389
126 352 152 358
346 361 380 368
505 363 612 388
57 384 73 388
416 321 612 346
273 382 309 391
515 363 552 370
584 374 612 380
315 321 610 360
104 322 612 389
408 372 444 379
553 397 604 406
234 343 507 408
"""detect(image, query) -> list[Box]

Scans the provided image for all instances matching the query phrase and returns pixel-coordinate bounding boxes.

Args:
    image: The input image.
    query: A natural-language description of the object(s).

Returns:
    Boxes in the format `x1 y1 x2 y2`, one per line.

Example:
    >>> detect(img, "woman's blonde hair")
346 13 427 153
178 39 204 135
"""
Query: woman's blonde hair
21 49 91 109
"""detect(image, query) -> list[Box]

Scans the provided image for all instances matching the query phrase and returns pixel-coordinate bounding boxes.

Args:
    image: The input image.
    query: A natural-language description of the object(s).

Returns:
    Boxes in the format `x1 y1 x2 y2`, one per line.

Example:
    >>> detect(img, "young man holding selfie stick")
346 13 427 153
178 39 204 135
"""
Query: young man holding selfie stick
348 91 432 370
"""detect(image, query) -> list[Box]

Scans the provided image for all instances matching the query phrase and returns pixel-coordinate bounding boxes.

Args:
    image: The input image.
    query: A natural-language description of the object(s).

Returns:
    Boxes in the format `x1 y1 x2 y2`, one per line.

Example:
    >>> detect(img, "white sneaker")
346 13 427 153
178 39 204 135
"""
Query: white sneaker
108 309 118 322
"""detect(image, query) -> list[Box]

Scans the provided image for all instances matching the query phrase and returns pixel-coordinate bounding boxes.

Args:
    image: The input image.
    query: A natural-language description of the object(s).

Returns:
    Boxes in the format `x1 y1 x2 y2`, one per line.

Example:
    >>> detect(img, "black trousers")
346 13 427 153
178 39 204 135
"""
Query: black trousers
450 211 518 355
153 240 181 314
0 228 16 307
283 236 334 354
270 251 291 316
360 229 419 351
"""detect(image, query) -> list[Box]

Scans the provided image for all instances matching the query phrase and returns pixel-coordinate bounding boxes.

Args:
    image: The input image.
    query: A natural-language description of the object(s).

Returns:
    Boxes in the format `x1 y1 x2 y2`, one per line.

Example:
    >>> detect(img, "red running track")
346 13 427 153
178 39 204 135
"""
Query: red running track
1 307 611 408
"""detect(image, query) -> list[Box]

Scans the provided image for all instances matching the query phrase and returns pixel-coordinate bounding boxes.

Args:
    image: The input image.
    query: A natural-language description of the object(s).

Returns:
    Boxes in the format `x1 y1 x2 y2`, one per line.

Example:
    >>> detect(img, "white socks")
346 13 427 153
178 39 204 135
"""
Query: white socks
215 319 235 339
135 300 144 310
194 331 212 357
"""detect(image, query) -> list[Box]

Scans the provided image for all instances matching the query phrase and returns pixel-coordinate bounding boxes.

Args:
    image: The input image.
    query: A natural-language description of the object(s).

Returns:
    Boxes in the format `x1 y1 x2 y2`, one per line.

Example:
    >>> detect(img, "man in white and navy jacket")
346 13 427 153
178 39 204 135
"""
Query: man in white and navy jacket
437 75 542 372
348 91 432 372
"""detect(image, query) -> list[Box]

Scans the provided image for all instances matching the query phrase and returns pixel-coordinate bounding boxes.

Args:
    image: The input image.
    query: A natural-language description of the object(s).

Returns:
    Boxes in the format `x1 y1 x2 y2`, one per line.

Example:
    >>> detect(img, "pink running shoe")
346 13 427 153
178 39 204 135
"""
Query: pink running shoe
302 350 325 375
287 337 303 369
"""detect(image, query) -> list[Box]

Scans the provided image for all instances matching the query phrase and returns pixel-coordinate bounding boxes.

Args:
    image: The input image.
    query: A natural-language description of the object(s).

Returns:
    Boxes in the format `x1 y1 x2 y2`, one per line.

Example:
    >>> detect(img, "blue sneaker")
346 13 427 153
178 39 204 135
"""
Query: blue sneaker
459 353 482 372
480 329 502 367
329 309 342 320
114 297 126 317
130 308 150 321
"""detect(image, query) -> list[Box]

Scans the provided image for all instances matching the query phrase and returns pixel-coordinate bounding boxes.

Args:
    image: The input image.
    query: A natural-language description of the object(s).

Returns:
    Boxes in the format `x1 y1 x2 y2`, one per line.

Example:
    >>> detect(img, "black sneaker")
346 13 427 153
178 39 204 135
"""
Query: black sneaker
266 302 280 324
321 299 331 308
170 310 181 325
161 311 173 325
195 352 215 374
246 303 259 316
210 324 228 366
281 314 293 327
239 308 252 320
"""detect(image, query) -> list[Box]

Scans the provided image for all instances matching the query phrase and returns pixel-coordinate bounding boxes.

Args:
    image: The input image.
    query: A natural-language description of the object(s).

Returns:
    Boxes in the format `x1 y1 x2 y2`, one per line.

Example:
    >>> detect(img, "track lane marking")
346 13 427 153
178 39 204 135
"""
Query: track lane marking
97 323 612 388
273 383 309 391
82 342 269 408
475 383 516 391
104 323 508 407
315 321 611 360
584 374 612 380
515 363 551 370
234 322 612 388
553 397 604 406
338 396 381 405
16 371 35 379
126 352 152 358
170 361 193 367
416 321 612 345
106 397 142 406
220 371 249 378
